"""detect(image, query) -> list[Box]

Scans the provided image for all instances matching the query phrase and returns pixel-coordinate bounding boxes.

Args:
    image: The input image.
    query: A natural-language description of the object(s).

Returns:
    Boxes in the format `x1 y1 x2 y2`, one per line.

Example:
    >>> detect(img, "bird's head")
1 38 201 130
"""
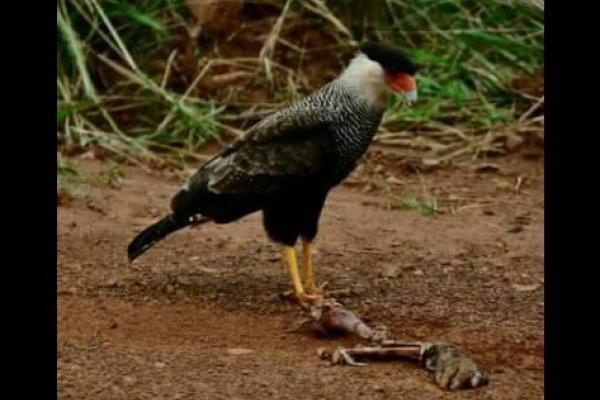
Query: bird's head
340 41 419 109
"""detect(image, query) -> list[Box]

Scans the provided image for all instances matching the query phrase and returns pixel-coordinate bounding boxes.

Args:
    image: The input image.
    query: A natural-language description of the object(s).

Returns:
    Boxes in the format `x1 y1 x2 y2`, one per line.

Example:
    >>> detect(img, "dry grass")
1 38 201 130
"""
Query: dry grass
57 0 544 172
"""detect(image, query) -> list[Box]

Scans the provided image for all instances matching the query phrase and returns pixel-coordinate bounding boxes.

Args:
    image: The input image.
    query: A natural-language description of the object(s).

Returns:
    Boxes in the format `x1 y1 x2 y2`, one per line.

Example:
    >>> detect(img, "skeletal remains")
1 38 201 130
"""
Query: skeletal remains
296 299 488 390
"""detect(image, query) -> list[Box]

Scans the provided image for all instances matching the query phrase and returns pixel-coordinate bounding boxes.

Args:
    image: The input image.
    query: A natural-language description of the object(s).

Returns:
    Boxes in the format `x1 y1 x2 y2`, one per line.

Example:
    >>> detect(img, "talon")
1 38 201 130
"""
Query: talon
306 282 352 298
305 283 326 296
298 292 324 304
280 289 324 307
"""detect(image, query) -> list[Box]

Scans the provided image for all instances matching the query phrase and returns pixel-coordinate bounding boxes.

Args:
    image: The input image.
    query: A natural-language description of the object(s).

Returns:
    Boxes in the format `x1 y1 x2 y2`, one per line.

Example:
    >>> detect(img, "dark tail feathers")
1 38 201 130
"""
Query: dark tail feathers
127 214 188 262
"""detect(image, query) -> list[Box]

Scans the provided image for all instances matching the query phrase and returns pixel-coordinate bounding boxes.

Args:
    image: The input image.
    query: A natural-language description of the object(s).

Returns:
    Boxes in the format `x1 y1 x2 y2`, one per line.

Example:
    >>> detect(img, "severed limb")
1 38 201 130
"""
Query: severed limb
421 343 488 390
302 299 488 390
304 298 393 342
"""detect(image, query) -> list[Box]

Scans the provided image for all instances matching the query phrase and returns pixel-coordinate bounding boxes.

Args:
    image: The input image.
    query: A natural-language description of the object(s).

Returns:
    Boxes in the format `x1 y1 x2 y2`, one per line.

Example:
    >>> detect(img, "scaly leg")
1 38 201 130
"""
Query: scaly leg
301 238 324 295
282 245 322 305
301 238 353 298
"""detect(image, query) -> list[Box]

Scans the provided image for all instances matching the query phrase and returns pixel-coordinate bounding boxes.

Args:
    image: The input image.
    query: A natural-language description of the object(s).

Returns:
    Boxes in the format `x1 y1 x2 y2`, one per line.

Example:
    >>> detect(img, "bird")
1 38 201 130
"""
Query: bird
127 41 419 305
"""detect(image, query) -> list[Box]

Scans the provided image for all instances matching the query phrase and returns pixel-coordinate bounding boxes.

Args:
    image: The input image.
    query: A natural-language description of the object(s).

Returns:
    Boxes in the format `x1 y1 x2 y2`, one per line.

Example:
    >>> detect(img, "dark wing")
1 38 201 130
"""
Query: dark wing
170 104 335 215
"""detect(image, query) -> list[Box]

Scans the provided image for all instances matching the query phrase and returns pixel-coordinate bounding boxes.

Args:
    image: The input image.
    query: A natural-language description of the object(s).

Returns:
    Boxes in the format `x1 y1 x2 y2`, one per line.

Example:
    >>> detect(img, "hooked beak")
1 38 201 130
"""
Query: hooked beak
385 72 418 105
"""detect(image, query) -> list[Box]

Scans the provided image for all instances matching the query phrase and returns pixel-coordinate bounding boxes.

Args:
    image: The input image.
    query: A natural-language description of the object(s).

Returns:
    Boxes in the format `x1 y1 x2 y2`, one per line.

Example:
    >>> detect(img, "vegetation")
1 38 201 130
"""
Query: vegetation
57 0 544 171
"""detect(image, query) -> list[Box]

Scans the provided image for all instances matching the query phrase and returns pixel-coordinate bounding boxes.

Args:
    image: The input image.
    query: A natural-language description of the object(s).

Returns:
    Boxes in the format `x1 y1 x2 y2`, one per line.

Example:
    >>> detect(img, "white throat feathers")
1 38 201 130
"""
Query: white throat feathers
338 53 390 110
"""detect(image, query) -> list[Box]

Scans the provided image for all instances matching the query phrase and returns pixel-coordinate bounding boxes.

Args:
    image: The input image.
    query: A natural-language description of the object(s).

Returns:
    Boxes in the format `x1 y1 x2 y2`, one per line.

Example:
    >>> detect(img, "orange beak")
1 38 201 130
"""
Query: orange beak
385 72 418 103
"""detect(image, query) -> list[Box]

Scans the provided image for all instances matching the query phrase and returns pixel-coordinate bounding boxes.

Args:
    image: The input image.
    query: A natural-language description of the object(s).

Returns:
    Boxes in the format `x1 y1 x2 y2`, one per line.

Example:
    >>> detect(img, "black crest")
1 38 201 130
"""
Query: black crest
359 41 418 75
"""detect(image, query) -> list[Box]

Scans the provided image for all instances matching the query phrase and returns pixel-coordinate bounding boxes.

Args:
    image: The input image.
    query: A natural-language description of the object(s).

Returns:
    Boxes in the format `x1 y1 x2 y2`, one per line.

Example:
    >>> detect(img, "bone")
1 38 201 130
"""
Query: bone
301 298 488 390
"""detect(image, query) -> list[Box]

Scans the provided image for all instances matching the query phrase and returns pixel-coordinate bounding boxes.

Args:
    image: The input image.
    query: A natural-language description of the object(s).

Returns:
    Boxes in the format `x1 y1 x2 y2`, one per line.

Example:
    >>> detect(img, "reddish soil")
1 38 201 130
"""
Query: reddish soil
58 153 543 399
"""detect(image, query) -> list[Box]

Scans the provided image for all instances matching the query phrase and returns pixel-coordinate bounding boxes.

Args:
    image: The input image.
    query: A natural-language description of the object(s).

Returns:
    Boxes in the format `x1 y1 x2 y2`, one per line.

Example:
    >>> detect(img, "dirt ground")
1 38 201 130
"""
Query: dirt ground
57 152 544 399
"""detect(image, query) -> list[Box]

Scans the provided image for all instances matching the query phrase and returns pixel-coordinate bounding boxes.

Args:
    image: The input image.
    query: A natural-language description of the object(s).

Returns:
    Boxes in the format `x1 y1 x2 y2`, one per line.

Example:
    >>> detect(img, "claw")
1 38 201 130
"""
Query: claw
305 282 352 298
280 290 324 308
305 281 327 296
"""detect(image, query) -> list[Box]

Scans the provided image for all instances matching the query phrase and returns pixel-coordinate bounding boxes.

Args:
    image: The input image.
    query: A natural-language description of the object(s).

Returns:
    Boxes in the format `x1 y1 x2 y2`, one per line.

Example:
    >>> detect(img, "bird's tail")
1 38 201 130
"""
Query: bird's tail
127 214 189 262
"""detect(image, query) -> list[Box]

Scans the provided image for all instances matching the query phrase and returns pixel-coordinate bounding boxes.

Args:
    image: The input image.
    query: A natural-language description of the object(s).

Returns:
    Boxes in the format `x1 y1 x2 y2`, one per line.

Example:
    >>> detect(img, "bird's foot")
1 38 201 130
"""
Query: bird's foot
307 281 352 299
280 290 324 309
305 281 327 296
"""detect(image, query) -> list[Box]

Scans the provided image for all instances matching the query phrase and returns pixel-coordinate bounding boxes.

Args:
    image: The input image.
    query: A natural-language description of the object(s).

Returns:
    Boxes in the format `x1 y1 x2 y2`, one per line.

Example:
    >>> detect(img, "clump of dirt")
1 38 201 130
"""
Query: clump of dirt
508 66 544 117
509 66 544 99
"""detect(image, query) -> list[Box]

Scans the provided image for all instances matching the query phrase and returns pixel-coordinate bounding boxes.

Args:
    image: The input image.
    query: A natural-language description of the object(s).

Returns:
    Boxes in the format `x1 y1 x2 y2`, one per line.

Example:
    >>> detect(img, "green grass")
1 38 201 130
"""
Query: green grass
57 0 543 168
57 154 80 185
96 162 126 187
396 196 439 216
376 0 543 126
57 153 127 198
57 0 213 164
57 154 81 202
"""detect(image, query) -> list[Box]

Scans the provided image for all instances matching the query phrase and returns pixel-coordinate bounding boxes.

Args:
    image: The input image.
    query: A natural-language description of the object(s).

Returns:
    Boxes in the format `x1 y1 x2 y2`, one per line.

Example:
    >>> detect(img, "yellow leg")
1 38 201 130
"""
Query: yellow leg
282 245 322 305
283 246 304 296
301 238 318 293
